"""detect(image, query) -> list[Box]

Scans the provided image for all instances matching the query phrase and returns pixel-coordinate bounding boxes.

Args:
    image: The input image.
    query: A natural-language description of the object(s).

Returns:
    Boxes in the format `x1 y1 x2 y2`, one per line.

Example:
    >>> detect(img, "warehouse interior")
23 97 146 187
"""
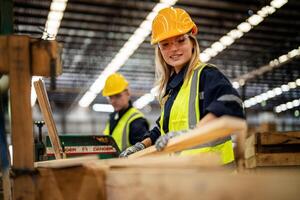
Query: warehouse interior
0 0 300 199
5 0 300 134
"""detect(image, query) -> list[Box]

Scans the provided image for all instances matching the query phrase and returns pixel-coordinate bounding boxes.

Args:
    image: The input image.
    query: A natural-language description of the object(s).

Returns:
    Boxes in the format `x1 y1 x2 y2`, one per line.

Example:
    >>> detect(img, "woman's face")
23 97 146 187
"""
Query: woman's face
158 34 193 72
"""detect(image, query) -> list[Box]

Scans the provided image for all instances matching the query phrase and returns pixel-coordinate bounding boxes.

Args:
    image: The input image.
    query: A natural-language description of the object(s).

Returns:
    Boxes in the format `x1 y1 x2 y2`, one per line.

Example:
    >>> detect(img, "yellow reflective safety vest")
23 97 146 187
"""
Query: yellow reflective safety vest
104 107 145 151
159 63 234 164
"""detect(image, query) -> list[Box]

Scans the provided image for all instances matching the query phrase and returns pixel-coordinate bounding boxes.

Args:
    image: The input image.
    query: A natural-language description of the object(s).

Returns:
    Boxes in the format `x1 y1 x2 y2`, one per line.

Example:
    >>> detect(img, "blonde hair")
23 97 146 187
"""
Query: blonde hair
154 35 201 104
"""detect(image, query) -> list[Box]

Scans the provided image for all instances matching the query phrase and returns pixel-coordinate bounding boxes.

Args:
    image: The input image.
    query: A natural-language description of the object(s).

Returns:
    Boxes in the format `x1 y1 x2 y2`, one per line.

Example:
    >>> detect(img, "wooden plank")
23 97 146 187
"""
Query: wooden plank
34 79 62 159
259 132 300 145
36 166 106 200
9 35 35 199
256 153 300 167
106 169 300 200
130 116 247 158
244 134 256 159
0 36 9 73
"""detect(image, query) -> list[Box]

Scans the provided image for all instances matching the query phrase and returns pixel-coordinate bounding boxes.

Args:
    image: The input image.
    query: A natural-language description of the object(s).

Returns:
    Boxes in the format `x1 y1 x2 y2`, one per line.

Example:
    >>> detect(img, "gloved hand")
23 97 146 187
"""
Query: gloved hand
155 130 188 151
119 142 145 157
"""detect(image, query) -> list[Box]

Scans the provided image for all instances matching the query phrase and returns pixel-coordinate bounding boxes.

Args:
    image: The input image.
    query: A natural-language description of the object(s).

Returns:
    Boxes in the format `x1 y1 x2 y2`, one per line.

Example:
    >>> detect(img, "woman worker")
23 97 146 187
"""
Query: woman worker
120 7 244 165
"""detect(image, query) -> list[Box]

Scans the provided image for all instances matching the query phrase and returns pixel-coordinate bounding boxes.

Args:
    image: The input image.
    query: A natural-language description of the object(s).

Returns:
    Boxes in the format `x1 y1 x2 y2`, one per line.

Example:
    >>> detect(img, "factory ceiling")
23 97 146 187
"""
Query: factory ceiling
12 0 300 117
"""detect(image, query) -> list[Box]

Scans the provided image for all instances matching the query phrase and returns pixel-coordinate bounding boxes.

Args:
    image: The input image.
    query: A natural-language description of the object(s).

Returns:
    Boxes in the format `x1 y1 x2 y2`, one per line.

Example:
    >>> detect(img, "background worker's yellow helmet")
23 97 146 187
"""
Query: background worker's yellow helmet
102 73 129 97
151 7 198 45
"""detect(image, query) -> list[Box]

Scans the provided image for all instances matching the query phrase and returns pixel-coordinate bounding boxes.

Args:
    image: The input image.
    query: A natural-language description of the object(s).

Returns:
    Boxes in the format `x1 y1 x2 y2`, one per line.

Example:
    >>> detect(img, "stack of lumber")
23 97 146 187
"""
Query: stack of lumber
34 155 300 200
245 131 300 168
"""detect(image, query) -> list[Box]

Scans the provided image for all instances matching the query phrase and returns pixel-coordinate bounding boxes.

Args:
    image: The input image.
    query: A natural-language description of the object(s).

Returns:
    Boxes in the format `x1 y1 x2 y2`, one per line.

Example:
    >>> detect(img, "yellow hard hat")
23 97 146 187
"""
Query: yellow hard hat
102 73 129 97
151 7 198 45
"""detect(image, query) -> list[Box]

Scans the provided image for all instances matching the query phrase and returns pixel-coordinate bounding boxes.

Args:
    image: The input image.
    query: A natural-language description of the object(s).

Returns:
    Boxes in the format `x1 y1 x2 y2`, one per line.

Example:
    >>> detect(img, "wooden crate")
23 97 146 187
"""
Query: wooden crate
245 131 300 168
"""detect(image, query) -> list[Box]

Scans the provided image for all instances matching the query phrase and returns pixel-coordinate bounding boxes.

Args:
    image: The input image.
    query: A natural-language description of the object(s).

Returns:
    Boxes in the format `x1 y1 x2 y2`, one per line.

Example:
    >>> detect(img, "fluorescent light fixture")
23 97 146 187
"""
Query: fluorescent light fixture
199 53 211 63
244 77 299 108
42 0 68 40
50 0 67 11
211 42 225 52
275 98 300 113
204 48 218 57
228 29 243 39
281 84 289 92
78 0 178 107
220 36 234 46
79 91 97 107
248 14 263 26
271 0 288 8
234 46 299 87
92 104 114 113
237 22 252 32
232 81 240 89
288 81 297 89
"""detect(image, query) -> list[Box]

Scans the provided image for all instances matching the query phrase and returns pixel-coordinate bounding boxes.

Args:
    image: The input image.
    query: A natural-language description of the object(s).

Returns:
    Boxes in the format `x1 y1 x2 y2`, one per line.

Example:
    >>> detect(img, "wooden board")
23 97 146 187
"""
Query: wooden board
35 154 221 170
259 132 300 145
130 116 247 158
106 169 300 200
9 35 35 200
34 79 62 159
36 166 106 200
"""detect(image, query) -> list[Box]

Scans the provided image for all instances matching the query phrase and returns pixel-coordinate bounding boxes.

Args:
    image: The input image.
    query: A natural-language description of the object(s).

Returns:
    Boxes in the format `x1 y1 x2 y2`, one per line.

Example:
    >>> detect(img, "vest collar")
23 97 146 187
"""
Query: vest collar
166 65 188 91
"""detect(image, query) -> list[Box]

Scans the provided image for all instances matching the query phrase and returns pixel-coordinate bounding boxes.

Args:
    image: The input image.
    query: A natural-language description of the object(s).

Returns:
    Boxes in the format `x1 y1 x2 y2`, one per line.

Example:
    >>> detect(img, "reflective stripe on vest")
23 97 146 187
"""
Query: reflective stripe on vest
104 107 144 151
159 63 234 164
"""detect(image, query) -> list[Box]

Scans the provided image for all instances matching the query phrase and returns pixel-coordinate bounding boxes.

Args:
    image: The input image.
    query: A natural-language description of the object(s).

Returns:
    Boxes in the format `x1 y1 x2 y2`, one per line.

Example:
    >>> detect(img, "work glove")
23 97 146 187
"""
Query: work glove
119 142 145 157
155 130 188 151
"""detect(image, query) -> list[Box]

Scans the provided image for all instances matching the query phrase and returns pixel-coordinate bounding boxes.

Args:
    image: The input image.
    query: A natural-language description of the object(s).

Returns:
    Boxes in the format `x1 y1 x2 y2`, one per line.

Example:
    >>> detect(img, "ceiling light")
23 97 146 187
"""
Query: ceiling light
278 55 288 63
286 102 293 109
220 36 234 46
273 87 282 95
237 22 251 32
280 104 287 111
200 53 211 63
248 14 263 26
281 84 290 92
50 1 67 12
293 99 300 107
79 91 97 108
296 79 300 86
48 11 64 21
288 81 297 89
204 48 218 57
211 42 225 52
271 0 288 8
232 81 240 89
288 49 299 57
228 29 243 39
92 104 114 113
275 106 282 113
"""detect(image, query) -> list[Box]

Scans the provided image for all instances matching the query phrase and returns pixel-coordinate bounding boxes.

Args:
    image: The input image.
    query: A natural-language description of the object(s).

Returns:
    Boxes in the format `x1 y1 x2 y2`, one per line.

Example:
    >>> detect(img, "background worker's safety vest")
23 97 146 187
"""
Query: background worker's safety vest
159 63 234 164
104 107 145 151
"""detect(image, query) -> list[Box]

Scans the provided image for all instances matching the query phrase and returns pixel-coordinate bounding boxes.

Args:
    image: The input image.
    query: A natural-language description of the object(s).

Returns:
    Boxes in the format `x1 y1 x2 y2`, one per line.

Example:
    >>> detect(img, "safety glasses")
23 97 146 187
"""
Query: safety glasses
158 34 190 51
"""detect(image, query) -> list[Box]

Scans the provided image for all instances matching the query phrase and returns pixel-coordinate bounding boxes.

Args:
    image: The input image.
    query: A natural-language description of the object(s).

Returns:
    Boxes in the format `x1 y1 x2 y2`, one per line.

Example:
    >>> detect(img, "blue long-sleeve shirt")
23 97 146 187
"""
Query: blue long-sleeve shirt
144 64 245 144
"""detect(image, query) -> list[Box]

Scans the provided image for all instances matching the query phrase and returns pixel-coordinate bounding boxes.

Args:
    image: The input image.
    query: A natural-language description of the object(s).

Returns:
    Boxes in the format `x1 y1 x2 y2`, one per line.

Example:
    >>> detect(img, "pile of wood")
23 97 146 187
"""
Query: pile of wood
245 130 300 168
34 155 300 200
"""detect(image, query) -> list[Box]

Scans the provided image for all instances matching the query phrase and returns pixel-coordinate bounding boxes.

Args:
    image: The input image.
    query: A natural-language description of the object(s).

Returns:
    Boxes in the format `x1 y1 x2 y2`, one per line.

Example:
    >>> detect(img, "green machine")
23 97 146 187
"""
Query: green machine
34 121 120 161
45 135 120 160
